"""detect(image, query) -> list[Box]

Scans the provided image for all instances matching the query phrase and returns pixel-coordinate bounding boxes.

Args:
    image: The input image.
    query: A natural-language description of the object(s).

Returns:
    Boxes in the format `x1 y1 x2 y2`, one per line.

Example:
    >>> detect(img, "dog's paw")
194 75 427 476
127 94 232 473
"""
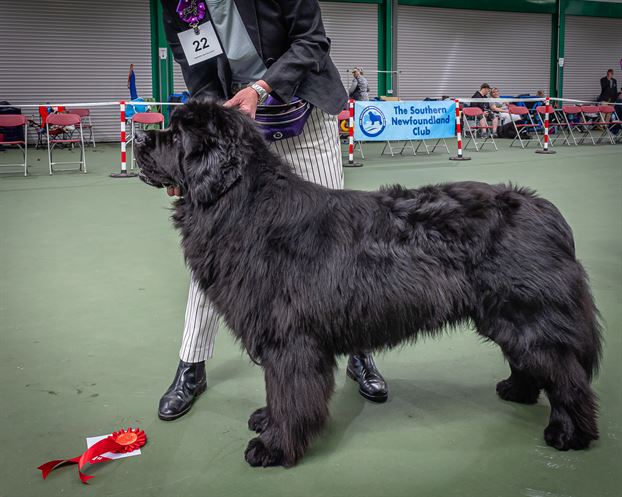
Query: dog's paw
544 420 597 451
248 407 269 433
244 437 284 467
496 378 540 404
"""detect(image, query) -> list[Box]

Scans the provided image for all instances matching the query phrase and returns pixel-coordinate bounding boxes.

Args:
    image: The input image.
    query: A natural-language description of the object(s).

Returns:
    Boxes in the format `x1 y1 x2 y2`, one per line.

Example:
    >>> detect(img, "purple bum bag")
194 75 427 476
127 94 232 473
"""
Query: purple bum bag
254 96 312 142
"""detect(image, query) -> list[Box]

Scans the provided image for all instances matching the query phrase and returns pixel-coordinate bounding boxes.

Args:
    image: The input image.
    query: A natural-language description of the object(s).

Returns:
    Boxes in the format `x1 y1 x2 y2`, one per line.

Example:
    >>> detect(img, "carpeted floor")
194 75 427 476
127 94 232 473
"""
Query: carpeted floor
0 139 620 497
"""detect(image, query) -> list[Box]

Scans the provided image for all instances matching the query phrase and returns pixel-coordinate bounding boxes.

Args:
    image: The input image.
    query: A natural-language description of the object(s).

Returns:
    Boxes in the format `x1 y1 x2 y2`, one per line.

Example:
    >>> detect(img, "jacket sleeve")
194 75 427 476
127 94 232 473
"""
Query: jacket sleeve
261 0 332 103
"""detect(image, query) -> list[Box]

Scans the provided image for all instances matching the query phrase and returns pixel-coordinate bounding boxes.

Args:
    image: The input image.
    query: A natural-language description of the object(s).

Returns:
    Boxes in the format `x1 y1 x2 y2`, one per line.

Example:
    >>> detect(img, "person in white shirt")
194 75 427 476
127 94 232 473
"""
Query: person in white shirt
489 87 520 136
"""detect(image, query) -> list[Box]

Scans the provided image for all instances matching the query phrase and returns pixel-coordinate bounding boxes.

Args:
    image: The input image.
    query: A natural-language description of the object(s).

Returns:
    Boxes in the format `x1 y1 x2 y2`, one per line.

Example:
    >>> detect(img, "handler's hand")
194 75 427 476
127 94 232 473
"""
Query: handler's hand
224 87 259 118
224 80 272 119
167 186 183 197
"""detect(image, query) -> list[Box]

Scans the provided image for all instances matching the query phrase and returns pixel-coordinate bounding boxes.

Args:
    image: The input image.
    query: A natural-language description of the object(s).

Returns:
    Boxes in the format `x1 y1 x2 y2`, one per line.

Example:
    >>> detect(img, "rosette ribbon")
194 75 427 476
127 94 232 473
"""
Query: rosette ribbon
37 428 147 484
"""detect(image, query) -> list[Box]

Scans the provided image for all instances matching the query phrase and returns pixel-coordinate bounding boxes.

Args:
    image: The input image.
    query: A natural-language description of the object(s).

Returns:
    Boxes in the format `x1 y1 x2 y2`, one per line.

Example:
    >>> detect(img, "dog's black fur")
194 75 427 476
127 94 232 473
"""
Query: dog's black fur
136 99 602 468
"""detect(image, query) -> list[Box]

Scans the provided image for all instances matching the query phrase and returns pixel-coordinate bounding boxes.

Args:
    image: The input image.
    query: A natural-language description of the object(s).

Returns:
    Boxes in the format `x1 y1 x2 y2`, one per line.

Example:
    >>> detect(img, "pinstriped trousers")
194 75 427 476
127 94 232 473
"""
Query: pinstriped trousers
179 107 344 362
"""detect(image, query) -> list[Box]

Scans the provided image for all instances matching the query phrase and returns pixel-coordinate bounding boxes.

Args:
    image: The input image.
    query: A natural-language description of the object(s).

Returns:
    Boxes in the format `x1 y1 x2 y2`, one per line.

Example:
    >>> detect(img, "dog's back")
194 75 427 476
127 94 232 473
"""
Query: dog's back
309 179 602 383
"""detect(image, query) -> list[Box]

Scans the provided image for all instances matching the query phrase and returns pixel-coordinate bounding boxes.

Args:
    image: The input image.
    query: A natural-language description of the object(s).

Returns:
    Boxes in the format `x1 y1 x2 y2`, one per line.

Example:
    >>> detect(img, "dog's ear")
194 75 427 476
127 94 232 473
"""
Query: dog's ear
184 139 242 206
177 100 249 205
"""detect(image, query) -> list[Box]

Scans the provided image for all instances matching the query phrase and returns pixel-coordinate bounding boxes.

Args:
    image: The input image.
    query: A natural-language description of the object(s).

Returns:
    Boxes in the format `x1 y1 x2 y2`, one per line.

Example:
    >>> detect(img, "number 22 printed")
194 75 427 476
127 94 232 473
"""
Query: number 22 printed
192 37 210 52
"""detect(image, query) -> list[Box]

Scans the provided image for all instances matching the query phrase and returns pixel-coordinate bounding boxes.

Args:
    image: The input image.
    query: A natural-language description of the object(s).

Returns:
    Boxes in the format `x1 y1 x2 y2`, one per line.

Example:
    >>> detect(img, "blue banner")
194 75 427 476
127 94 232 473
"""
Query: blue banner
354 100 456 141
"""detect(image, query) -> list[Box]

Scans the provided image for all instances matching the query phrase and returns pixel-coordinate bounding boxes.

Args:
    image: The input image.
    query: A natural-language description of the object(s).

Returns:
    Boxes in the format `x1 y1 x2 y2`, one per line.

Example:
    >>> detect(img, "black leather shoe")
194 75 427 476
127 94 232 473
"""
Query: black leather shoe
347 353 388 403
158 360 207 421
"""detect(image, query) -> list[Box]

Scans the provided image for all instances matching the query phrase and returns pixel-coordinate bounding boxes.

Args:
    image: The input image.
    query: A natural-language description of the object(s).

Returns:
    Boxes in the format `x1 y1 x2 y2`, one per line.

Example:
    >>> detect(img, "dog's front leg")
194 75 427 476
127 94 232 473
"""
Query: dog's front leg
248 406 269 433
244 338 336 468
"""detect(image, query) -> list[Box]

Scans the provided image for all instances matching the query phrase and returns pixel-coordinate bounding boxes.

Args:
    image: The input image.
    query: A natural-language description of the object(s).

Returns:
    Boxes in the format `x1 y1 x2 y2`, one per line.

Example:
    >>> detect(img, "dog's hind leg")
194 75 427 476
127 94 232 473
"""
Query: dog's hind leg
536 351 599 451
475 318 542 404
478 311 599 451
244 338 336 467
496 363 541 404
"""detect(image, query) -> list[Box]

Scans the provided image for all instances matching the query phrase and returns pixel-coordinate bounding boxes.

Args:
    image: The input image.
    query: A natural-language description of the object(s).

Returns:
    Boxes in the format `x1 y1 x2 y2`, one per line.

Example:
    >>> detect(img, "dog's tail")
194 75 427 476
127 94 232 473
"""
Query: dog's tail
501 185 603 379
535 195 603 379
538 196 603 379
575 264 604 380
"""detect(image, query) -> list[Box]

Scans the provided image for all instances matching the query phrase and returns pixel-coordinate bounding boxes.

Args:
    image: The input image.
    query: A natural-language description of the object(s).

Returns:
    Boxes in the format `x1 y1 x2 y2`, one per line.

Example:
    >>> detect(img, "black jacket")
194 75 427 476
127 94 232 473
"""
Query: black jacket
161 0 347 114
599 76 618 102
470 91 490 111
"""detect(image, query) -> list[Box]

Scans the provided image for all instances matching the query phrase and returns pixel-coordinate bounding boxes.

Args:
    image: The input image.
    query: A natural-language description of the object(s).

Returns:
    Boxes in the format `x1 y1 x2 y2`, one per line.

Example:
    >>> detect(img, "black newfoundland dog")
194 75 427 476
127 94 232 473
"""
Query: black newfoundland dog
135 99 602 468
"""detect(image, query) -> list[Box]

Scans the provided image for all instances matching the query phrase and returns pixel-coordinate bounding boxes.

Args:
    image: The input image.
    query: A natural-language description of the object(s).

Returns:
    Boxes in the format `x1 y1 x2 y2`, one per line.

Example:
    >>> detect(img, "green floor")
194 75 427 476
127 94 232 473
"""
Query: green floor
0 139 620 497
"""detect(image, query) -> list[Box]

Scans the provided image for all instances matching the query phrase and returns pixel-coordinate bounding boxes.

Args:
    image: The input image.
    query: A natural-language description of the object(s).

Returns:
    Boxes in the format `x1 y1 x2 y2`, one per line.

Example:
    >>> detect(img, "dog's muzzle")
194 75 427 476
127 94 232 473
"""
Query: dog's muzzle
138 170 165 188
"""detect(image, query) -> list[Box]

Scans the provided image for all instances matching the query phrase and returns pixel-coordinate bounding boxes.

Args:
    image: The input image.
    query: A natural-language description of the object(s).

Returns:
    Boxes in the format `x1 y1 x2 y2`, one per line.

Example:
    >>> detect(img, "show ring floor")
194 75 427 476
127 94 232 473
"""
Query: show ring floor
0 140 620 497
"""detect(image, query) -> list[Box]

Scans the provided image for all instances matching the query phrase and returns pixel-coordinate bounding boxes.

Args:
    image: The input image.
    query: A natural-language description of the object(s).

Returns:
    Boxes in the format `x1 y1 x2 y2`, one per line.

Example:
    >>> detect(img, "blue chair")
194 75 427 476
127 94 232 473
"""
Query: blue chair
169 92 191 104
125 98 149 120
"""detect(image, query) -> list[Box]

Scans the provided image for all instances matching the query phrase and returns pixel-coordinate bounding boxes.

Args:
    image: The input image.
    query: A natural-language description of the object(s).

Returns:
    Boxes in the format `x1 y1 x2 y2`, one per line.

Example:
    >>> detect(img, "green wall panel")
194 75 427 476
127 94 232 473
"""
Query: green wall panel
149 0 174 123
398 0 622 18
398 0 556 14
563 0 622 18
378 3 387 95
150 1 621 103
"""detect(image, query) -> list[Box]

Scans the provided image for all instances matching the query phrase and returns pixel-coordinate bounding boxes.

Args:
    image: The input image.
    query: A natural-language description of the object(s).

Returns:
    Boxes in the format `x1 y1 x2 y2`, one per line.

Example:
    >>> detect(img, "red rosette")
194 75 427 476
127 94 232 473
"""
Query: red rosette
38 427 147 484
109 428 147 453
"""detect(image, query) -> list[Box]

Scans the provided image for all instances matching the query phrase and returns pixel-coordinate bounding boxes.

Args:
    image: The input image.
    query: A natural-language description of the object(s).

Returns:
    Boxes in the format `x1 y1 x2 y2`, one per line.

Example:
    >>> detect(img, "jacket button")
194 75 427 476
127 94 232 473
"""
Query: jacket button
266 58 275 67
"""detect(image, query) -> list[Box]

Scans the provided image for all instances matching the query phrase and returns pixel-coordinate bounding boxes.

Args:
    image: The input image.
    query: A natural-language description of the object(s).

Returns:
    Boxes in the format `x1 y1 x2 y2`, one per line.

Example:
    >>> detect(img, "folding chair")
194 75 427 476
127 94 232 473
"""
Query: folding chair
70 108 96 147
130 112 164 169
595 105 618 144
600 105 622 144
507 105 542 149
0 114 28 176
462 107 497 151
535 106 570 147
30 106 51 149
577 105 603 145
558 105 587 146
557 106 574 146
46 113 87 174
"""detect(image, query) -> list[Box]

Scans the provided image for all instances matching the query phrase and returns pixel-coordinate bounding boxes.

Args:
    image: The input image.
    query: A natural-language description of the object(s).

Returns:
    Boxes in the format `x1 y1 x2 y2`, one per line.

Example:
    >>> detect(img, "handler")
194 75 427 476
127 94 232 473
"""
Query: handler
158 0 389 421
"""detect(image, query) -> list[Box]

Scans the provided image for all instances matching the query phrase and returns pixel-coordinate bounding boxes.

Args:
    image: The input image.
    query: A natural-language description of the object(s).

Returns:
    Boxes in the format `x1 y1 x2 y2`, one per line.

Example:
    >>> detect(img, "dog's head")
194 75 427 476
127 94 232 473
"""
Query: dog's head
135 98 262 205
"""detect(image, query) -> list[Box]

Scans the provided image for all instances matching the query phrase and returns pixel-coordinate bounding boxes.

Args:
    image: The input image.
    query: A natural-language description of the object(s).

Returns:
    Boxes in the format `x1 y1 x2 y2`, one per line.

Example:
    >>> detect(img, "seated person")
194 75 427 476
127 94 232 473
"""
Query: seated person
530 90 545 111
470 83 498 137
583 107 600 127
489 87 520 134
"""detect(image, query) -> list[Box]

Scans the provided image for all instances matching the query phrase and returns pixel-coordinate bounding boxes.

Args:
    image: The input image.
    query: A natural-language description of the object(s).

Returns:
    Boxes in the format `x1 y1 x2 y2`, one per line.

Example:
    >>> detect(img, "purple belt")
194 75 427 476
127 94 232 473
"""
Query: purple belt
254 96 312 142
